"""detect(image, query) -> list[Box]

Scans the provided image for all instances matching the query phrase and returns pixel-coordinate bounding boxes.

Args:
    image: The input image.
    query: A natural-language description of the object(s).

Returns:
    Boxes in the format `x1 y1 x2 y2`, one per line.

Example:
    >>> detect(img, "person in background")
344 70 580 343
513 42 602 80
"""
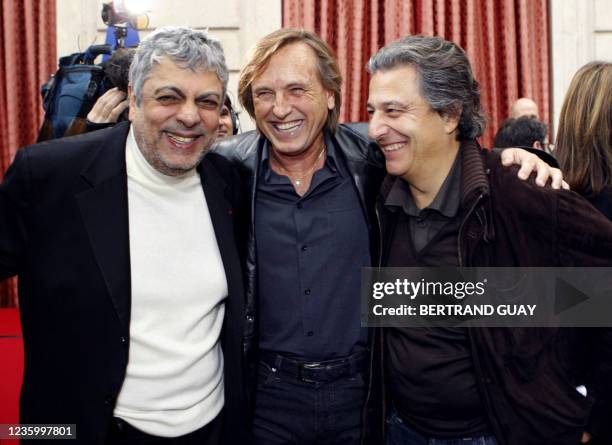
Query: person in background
555 61 612 220
217 96 240 138
493 115 548 151
509 97 539 119
66 47 136 135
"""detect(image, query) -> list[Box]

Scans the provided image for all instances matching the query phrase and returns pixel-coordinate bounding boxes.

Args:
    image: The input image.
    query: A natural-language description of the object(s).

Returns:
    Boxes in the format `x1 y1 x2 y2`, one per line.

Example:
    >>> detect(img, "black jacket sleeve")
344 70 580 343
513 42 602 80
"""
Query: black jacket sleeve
0 149 30 281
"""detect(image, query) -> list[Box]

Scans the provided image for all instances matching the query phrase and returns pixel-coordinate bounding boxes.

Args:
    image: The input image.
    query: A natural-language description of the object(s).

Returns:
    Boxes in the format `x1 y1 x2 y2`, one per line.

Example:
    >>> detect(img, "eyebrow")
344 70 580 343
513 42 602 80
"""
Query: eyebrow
286 81 307 89
369 100 407 108
196 92 222 102
153 86 185 98
252 81 308 95
153 86 221 102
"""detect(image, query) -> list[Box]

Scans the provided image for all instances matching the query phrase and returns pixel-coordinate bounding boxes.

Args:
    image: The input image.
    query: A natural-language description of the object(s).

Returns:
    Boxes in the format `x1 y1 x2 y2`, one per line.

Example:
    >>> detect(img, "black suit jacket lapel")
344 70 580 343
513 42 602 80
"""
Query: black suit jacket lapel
76 123 131 331
199 158 240 297
199 156 246 341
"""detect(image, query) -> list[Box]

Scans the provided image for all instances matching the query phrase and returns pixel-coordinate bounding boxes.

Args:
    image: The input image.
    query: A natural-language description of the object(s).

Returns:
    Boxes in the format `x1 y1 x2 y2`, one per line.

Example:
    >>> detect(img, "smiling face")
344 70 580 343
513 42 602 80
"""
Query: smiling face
129 57 223 176
367 65 459 184
250 42 335 159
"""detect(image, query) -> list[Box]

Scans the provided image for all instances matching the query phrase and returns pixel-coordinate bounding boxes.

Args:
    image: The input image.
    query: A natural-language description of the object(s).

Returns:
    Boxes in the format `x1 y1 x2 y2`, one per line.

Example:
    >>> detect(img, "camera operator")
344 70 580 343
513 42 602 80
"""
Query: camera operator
66 47 135 135
85 87 128 128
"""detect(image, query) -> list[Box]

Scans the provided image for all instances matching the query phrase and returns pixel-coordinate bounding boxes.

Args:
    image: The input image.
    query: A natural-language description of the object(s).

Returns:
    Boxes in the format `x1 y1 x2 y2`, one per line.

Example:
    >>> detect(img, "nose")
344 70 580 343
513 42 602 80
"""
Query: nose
368 111 388 141
176 102 201 128
272 93 291 119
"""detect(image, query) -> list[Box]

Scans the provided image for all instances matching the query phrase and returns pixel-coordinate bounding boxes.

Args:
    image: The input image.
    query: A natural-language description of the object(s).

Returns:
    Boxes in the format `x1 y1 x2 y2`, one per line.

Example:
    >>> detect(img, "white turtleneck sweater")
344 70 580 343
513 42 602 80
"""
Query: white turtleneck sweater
113 127 227 437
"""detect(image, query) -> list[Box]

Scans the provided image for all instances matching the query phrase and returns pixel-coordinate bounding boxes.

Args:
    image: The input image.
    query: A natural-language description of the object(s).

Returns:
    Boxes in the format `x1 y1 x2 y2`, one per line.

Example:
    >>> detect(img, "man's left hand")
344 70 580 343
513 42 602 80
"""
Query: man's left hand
501 148 569 190
581 431 592 443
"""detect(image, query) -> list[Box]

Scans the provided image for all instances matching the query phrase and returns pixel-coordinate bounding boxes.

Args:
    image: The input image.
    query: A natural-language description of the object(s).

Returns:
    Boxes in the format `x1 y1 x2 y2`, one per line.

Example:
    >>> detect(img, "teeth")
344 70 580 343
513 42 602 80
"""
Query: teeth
275 121 302 131
383 143 406 152
168 133 197 143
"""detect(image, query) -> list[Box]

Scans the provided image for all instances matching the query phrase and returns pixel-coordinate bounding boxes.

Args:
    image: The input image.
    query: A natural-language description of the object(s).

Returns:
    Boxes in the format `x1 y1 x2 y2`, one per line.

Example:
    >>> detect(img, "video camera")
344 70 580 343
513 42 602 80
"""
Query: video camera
101 0 149 48
37 1 147 142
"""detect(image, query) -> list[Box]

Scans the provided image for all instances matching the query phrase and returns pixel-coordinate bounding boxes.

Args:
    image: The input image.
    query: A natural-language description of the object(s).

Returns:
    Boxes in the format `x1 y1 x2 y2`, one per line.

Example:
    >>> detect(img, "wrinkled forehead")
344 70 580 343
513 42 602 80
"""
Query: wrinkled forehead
368 66 422 103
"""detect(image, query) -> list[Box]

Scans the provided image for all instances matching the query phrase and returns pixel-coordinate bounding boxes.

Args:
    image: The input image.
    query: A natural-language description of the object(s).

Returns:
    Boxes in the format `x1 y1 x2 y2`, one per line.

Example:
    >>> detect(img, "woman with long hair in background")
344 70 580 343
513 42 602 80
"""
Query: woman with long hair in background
555 61 612 220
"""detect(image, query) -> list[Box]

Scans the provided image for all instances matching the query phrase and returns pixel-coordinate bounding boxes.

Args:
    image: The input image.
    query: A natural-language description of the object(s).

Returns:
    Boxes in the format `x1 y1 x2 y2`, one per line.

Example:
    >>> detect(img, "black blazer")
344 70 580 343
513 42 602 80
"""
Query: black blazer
0 122 248 444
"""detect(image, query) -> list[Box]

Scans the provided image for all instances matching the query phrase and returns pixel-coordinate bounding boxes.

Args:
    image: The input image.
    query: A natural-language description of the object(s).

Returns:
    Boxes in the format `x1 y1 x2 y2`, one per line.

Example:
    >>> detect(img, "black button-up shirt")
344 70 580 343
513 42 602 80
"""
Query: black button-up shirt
255 135 370 360
383 150 489 437
385 151 462 252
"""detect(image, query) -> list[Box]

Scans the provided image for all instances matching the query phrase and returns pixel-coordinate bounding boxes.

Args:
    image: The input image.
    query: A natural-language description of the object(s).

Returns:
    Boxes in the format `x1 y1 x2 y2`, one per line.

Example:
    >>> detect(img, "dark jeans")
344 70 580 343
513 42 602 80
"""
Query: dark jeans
251 361 367 445
106 412 222 445
386 408 497 445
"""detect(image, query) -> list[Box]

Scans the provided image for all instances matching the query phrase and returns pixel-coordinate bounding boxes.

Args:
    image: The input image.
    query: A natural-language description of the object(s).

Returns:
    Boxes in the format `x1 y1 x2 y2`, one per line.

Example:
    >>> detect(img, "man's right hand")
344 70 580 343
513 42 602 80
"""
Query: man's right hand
87 87 128 124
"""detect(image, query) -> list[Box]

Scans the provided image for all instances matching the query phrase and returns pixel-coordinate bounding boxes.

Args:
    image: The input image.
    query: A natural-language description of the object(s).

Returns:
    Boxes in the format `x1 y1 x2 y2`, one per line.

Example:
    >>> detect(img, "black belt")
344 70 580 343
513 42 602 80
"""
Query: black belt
259 350 368 383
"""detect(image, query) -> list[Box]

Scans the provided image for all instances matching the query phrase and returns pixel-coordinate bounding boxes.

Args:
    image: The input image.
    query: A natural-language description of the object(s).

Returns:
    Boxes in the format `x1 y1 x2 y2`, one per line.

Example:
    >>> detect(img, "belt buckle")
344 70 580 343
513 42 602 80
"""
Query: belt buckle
299 362 321 383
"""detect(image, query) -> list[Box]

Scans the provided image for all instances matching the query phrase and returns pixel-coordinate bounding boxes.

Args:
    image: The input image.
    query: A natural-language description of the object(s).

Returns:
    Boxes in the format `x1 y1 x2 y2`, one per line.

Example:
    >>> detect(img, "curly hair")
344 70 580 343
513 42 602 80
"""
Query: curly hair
129 26 228 106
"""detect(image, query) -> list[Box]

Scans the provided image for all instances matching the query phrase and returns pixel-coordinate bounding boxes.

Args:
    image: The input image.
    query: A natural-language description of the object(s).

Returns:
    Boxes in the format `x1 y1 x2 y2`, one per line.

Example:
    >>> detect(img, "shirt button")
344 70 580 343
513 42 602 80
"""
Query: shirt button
297 202 303 209
307 331 314 337
301 245 308 252
120 336 127 344
304 288 311 295
417 219 427 228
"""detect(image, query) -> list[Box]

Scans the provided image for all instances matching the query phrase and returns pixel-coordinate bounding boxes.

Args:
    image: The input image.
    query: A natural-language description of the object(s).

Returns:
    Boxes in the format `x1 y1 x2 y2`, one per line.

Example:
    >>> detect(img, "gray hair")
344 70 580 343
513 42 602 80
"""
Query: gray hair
129 26 228 105
367 35 485 140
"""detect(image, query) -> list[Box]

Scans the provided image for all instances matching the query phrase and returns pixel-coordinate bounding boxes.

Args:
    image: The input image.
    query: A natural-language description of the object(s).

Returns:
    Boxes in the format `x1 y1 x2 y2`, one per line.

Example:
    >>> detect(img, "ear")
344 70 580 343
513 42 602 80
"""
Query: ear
326 90 335 110
443 112 460 135
533 141 542 149
442 104 461 135
128 85 136 121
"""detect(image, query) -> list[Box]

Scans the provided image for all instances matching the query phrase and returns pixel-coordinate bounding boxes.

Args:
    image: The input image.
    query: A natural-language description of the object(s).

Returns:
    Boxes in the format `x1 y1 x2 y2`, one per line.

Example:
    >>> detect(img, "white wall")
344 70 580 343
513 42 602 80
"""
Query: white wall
550 0 612 139
55 0 282 131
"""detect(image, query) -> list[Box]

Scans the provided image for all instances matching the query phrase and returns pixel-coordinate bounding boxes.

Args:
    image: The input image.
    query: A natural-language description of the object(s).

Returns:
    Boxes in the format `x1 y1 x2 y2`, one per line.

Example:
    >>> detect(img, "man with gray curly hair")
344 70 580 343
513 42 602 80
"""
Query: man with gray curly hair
0 26 247 445
128 26 228 176
367 35 612 445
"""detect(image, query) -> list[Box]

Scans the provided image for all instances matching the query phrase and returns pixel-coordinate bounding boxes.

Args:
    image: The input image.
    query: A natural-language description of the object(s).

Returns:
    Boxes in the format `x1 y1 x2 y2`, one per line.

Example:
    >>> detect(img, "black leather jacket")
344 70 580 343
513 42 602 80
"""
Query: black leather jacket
211 123 386 408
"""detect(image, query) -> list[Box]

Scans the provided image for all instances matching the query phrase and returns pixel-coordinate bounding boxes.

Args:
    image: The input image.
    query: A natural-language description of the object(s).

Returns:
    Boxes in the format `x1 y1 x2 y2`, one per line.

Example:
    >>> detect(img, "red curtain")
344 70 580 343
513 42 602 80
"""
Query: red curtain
0 0 56 307
283 0 550 147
